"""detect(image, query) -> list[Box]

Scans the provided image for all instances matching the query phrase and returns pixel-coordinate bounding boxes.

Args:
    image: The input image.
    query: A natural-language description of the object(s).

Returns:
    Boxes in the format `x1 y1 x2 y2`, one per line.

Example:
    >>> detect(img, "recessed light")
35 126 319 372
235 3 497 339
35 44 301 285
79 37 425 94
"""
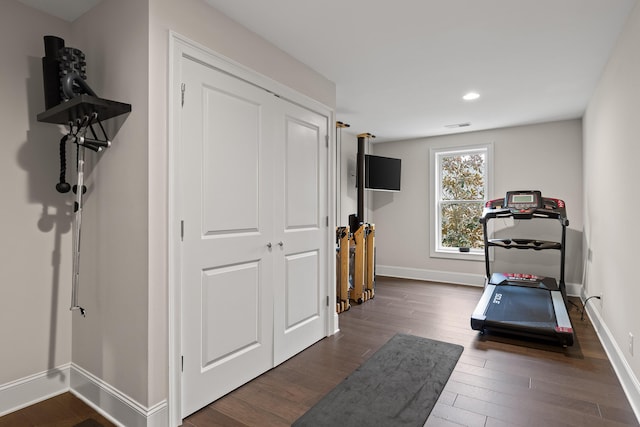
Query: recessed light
463 92 480 101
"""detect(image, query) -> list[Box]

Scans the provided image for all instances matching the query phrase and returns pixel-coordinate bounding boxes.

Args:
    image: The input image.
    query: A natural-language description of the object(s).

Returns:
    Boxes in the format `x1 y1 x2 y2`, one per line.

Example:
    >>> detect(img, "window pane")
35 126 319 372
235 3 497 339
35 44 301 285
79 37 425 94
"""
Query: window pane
440 153 485 201
440 202 484 249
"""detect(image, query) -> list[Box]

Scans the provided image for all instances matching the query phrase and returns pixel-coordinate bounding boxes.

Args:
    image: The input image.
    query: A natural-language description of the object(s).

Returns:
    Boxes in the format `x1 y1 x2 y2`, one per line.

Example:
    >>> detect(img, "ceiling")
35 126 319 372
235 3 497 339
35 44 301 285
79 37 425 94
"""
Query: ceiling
20 0 638 142
17 0 101 22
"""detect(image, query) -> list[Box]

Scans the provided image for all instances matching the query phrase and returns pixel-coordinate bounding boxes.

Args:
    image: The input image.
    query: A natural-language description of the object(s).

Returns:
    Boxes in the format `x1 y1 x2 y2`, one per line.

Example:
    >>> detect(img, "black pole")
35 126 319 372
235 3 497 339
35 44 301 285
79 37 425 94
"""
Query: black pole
482 218 491 279
357 135 365 226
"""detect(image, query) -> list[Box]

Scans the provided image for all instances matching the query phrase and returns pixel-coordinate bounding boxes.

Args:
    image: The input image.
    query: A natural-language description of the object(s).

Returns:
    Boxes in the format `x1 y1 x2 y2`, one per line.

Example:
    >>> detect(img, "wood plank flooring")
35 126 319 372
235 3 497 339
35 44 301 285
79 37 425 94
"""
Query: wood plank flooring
185 277 638 427
2 277 638 426
0 392 115 427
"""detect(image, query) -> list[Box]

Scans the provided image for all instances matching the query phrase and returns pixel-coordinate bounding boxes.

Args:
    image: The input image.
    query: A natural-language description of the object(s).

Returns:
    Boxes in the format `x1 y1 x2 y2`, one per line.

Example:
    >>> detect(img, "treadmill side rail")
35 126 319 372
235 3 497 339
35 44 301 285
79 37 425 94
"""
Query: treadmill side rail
471 284 496 330
551 291 572 328
552 296 574 345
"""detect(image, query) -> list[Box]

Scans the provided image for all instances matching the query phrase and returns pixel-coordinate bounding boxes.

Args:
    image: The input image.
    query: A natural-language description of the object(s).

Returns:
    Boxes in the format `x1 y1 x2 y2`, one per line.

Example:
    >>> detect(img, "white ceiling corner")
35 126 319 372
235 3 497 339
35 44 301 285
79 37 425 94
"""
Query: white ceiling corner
17 0 102 22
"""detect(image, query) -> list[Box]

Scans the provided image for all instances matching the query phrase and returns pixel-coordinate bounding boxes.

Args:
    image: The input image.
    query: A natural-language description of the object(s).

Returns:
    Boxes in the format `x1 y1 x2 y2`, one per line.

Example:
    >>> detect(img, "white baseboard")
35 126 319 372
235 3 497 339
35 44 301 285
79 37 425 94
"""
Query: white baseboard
376 264 583 296
0 363 70 417
0 363 167 426
376 265 485 287
582 294 640 424
565 282 582 298
70 363 168 427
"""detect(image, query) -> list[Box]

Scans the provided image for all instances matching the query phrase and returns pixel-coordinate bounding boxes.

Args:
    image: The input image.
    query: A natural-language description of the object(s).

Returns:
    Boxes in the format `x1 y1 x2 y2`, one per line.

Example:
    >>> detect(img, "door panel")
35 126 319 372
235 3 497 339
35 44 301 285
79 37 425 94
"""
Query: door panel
201 262 261 368
273 103 328 365
201 85 261 234
285 118 320 229
285 250 320 330
180 57 275 417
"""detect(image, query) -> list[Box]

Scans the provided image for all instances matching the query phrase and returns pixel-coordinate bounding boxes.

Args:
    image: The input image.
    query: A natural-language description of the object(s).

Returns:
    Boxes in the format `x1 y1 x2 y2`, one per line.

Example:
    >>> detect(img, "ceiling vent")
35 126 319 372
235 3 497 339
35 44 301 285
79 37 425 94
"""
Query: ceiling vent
445 122 471 129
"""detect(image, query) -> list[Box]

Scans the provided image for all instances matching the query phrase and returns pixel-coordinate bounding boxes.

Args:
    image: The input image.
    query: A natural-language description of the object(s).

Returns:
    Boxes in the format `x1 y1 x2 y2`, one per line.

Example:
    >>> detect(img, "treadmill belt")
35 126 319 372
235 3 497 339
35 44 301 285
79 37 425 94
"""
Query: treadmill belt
485 285 556 327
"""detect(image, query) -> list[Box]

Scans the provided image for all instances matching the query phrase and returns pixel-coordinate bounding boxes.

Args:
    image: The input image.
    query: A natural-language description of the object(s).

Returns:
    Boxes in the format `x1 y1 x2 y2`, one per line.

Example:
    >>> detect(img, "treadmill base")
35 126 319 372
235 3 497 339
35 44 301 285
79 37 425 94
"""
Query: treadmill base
471 282 574 347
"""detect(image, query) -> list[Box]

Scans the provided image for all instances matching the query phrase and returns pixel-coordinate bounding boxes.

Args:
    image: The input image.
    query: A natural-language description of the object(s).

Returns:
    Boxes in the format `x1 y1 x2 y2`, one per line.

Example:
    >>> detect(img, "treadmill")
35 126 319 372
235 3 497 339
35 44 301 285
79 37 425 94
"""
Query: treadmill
470 190 574 346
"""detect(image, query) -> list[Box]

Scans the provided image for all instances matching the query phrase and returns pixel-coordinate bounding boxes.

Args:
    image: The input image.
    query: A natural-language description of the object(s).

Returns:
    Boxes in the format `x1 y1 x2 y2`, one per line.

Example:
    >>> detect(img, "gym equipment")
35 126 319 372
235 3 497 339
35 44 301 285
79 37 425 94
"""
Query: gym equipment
336 226 351 313
364 223 375 300
349 223 376 304
335 122 352 314
38 36 131 316
351 224 366 303
348 132 378 304
470 190 574 346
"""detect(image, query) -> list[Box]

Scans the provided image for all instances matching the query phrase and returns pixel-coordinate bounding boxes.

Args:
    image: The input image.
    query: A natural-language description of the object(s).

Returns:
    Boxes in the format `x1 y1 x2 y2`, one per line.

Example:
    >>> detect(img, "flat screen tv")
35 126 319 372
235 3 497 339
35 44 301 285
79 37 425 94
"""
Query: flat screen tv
365 154 401 192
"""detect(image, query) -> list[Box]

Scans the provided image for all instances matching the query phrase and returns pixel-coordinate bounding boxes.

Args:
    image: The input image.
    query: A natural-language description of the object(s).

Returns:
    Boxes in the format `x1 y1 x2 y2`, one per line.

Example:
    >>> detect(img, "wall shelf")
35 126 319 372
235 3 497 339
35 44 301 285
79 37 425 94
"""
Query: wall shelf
37 94 131 125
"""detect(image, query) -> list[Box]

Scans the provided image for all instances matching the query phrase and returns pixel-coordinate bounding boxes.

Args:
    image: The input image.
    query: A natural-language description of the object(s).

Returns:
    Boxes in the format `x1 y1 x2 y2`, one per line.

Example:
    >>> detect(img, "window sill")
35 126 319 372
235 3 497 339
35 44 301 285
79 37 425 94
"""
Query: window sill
430 249 485 262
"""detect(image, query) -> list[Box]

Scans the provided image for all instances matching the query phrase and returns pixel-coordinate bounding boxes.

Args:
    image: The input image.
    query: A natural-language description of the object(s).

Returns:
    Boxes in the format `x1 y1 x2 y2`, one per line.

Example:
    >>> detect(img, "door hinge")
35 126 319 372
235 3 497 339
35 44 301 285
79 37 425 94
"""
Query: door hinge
326 295 329 306
180 220 184 241
181 356 184 372
181 83 186 107
326 216 329 227
325 135 329 147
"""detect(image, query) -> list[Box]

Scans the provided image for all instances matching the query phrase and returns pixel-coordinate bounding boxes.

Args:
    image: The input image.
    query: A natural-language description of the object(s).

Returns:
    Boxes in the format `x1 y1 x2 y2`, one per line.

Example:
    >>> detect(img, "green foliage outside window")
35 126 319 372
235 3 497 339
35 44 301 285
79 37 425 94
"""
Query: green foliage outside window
439 153 485 249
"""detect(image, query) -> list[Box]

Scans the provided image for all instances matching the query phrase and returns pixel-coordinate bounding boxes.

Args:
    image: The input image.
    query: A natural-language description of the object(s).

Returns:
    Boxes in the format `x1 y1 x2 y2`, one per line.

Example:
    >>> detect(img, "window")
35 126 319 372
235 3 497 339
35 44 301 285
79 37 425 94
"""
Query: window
431 144 492 259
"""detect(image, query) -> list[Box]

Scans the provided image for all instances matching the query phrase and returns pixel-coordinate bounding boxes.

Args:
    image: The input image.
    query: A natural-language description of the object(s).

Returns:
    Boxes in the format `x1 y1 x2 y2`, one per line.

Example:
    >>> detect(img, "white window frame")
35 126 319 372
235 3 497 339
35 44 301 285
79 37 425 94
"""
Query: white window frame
429 143 493 261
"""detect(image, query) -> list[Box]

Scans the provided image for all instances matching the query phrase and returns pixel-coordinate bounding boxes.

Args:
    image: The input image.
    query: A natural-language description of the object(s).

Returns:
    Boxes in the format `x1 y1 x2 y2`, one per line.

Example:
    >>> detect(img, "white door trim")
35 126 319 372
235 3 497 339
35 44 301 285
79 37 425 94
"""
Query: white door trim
167 31 336 426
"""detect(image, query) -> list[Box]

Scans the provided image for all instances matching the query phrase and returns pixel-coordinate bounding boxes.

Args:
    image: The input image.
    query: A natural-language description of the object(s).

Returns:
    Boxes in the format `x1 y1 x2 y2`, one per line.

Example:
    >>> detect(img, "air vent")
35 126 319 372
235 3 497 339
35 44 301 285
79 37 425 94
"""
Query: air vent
445 122 471 128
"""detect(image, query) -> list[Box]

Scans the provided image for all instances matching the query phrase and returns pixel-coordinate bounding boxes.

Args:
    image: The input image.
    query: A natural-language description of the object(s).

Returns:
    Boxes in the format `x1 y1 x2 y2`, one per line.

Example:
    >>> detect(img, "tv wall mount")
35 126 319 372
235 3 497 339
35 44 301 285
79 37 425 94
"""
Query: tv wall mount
37 36 131 316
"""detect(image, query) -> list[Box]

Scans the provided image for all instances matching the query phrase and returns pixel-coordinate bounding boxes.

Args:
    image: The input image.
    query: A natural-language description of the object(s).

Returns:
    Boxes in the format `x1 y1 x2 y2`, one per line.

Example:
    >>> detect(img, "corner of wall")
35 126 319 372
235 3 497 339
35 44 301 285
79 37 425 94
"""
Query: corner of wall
71 364 168 427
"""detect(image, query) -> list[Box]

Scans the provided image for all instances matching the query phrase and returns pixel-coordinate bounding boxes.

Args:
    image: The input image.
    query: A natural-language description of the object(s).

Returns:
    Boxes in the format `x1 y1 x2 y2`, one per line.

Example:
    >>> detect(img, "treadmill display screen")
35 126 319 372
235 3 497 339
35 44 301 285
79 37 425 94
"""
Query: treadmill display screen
505 191 542 211
512 194 534 203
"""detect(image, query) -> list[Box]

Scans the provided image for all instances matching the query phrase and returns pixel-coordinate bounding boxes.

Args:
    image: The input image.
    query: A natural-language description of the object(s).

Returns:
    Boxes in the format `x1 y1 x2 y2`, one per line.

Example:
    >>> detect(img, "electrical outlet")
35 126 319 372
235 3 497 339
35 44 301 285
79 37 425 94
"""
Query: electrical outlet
630 333 634 356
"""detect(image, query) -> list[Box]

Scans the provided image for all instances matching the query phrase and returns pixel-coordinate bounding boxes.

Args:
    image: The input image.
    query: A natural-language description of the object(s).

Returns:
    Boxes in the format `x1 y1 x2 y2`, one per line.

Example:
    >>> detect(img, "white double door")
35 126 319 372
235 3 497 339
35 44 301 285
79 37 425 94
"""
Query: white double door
179 57 328 417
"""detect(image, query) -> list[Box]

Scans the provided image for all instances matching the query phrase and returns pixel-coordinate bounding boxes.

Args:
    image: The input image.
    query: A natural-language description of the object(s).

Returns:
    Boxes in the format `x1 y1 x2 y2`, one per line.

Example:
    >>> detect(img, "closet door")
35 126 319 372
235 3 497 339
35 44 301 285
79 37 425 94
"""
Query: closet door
180 57 277 417
273 101 328 365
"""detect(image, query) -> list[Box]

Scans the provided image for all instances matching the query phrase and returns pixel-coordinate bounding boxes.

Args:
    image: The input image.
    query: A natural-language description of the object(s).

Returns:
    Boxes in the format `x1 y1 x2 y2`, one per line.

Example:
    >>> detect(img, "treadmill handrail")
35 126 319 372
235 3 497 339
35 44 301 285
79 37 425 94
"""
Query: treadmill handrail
480 207 569 225
486 238 562 250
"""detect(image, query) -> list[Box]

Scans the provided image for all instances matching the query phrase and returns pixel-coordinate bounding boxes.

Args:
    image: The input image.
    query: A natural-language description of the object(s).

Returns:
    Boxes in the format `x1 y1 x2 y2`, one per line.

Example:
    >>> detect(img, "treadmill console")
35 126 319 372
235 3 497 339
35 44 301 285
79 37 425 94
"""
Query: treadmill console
483 190 567 223
505 190 542 212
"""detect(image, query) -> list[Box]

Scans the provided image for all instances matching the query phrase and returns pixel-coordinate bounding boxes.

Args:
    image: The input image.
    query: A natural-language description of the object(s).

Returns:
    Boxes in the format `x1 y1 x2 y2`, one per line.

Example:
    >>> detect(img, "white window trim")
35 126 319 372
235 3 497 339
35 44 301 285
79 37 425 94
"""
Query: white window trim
429 142 493 261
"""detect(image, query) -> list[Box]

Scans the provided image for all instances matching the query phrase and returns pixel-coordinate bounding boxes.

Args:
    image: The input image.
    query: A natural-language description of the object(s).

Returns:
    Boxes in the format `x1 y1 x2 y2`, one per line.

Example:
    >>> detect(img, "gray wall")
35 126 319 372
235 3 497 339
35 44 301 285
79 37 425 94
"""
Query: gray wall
583 0 640 392
0 0 72 386
371 119 583 287
68 0 151 406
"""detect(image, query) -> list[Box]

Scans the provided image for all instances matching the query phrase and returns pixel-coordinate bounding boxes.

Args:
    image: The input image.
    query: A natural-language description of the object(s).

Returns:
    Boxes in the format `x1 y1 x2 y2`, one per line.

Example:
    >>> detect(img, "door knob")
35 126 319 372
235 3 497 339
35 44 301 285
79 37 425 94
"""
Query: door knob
278 241 283 247
267 242 272 249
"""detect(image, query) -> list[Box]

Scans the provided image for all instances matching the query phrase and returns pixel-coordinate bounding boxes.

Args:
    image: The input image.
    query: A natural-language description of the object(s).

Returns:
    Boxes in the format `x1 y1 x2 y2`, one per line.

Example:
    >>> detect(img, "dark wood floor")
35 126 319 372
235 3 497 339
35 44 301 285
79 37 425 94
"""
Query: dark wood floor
2 277 638 426
185 277 638 427
0 391 115 427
